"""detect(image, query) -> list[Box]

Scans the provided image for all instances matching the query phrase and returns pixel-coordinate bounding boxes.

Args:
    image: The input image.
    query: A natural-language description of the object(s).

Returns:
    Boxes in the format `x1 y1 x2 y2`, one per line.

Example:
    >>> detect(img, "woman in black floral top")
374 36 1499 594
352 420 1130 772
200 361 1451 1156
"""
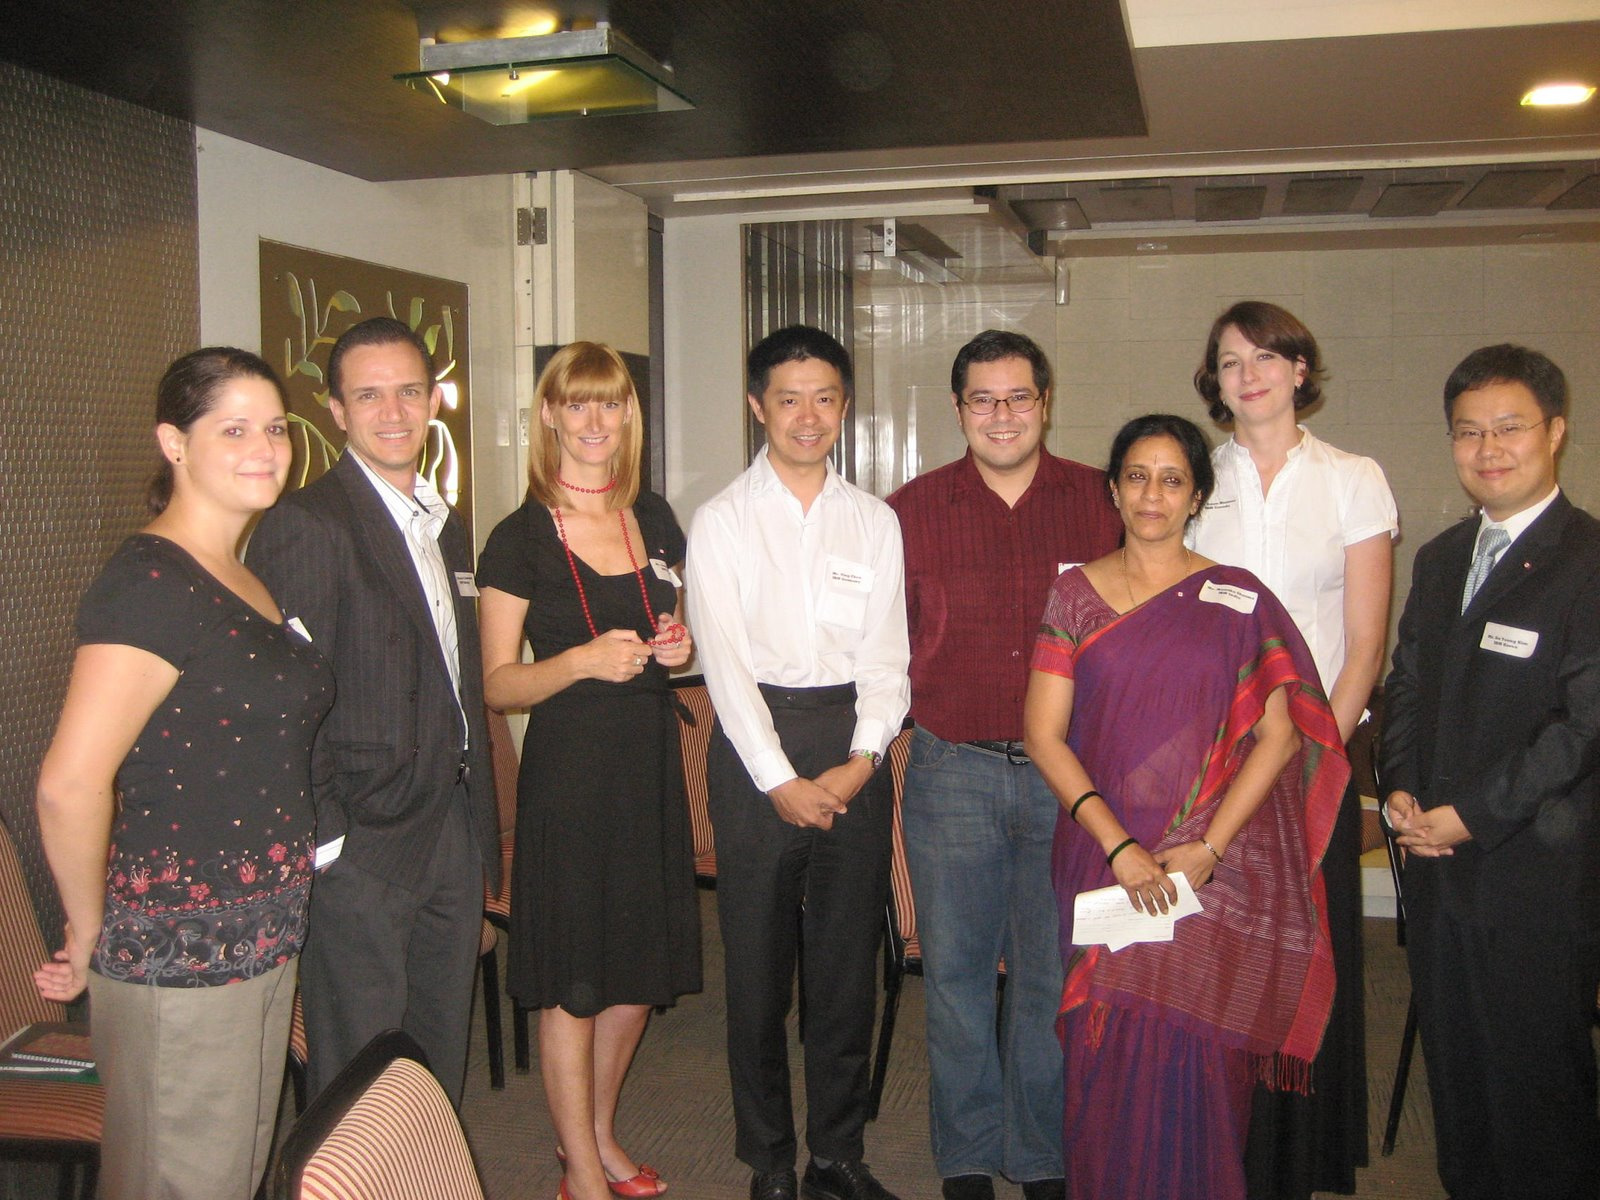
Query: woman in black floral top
34 348 332 1200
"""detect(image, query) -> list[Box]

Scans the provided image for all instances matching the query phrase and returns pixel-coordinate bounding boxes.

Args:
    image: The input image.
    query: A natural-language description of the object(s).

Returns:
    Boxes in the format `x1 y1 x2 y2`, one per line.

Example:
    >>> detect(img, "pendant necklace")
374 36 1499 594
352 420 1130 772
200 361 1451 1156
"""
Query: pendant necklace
1122 546 1193 608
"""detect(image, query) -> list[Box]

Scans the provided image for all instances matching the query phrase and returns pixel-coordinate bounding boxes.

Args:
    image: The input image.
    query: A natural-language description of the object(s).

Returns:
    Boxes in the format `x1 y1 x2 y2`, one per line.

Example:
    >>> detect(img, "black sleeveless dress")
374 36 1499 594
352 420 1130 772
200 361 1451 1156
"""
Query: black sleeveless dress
477 492 701 1017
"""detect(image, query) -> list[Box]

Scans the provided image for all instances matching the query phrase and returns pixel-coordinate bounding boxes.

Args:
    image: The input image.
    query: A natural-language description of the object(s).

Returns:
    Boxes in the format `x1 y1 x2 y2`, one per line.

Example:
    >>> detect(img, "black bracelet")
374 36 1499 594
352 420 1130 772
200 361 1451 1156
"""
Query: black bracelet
1070 790 1102 821
1106 837 1138 866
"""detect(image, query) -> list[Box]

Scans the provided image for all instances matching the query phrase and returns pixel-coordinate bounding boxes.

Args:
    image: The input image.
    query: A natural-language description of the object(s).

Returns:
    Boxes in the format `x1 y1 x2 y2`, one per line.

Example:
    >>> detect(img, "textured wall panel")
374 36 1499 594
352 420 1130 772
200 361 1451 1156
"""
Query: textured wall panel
0 61 199 942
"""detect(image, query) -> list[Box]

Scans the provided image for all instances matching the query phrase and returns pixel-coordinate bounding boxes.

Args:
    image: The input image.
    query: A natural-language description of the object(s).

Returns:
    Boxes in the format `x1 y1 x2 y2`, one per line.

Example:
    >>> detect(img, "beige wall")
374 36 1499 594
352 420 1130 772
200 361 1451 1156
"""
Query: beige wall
195 130 523 548
571 172 651 356
661 211 748 518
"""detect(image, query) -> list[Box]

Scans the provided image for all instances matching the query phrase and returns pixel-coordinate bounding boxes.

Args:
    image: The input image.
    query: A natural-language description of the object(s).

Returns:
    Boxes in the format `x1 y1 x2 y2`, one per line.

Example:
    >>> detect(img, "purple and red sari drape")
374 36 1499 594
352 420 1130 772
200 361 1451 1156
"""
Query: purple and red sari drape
1032 564 1347 1200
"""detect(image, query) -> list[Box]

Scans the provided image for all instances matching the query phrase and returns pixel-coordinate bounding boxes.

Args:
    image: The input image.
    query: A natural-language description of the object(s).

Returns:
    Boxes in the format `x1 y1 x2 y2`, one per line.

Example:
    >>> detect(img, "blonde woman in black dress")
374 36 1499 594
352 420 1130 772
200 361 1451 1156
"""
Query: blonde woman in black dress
479 342 700 1200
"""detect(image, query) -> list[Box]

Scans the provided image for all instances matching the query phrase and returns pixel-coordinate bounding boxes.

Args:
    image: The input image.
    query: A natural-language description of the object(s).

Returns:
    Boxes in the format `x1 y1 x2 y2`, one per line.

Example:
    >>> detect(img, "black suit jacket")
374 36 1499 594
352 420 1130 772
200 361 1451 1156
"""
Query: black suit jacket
248 453 499 891
1380 492 1600 932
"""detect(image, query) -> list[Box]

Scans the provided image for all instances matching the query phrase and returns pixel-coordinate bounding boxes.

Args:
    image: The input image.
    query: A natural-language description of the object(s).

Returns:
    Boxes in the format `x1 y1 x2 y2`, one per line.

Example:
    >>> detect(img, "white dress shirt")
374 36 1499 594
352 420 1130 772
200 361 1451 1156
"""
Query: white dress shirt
686 448 911 793
1189 427 1398 692
349 452 468 745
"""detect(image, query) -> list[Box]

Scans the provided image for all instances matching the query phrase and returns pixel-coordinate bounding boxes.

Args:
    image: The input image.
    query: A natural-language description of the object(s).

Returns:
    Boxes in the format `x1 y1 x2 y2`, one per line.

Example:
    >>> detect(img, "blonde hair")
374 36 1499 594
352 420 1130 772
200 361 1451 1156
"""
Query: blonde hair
527 341 642 510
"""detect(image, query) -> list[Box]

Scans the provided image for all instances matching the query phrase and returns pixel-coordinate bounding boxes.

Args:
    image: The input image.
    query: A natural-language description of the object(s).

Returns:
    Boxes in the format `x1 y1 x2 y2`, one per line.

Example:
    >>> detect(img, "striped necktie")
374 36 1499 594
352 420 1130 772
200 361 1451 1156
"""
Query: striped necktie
1460 524 1509 613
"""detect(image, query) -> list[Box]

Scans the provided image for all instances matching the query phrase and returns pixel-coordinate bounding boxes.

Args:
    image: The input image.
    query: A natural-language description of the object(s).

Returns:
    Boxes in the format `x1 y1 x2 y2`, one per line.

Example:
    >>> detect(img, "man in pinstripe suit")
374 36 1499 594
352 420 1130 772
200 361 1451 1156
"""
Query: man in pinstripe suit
249 317 498 1106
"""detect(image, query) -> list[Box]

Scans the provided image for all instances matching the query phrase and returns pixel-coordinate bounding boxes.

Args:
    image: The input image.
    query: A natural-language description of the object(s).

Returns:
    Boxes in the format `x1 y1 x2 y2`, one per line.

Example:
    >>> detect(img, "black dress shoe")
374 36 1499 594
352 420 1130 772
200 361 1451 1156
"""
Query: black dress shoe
941 1175 995 1200
1020 1180 1065 1200
801 1159 899 1200
751 1167 798 1200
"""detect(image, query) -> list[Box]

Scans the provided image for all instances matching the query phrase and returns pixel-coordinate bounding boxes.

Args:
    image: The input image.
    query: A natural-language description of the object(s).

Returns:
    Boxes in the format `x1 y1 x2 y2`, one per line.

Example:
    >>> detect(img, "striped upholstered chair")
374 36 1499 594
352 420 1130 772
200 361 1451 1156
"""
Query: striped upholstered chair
866 726 917 1120
671 677 719 885
0 822 102 1199
273 1029 484 1200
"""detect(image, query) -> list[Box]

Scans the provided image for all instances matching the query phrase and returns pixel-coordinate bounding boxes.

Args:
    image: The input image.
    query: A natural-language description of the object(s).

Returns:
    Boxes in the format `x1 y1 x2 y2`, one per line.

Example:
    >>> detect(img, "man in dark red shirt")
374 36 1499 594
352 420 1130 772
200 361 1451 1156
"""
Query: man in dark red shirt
886 330 1121 1200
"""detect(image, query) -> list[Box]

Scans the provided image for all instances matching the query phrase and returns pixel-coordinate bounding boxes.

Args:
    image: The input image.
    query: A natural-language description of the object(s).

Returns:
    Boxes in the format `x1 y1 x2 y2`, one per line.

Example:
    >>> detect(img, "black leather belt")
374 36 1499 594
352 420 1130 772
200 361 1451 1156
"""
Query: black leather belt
757 682 857 710
964 739 1031 765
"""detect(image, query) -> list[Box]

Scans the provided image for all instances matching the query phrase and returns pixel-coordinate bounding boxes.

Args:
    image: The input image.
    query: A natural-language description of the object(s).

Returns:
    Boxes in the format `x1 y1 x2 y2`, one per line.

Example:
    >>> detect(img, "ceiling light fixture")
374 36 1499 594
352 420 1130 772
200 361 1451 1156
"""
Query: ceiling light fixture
1520 83 1595 107
397 24 692 124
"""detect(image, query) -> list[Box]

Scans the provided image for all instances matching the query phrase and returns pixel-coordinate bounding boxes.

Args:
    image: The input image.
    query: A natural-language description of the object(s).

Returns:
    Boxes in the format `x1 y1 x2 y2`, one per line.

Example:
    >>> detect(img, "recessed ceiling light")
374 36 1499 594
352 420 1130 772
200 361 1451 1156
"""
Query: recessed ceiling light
1134 241 1167 252
1521 84 1596 107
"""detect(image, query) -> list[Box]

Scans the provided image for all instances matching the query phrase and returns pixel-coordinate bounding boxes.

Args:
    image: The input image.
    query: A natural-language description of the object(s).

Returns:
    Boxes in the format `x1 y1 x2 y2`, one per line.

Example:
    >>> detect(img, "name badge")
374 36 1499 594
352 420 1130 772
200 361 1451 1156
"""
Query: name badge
454 571 479 597
286 616 312 643
827 558 874 592
1202 497 1237 511
1480 621 1538 659
314 835 344 870
650 558 683 587
1058 562 1082 574
1198 579 1258 614
818 555 874 630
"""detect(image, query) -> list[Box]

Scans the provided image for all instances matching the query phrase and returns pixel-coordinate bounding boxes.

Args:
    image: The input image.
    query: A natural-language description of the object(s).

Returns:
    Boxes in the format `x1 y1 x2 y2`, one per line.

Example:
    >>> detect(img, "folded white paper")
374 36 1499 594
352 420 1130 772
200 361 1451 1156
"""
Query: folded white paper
1072 872 1203 951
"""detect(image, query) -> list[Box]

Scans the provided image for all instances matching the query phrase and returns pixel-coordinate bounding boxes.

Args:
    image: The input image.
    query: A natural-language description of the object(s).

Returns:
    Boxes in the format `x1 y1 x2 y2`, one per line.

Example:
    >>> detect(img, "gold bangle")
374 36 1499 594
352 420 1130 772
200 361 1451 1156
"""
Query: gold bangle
1201 837 1223 863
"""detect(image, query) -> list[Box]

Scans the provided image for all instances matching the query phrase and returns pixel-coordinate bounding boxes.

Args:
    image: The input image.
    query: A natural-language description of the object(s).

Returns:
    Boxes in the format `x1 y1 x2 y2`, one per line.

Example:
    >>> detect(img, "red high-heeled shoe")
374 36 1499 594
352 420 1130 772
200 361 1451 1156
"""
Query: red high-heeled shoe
605 1165 667 1198
554 1149 668 1197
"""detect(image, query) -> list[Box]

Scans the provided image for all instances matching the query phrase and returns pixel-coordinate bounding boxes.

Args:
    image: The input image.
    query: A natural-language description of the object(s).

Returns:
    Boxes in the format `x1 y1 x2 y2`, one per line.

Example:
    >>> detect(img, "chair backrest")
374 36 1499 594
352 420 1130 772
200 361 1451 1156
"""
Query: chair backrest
274 1029 484 1200
884 727 918 963
0 822 64 1033
672 679 718 882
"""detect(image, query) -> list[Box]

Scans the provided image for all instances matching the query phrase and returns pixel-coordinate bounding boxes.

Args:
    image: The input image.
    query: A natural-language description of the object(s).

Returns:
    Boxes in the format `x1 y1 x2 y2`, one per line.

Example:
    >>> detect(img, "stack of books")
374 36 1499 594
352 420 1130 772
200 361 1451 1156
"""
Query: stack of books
0 1021 96 1082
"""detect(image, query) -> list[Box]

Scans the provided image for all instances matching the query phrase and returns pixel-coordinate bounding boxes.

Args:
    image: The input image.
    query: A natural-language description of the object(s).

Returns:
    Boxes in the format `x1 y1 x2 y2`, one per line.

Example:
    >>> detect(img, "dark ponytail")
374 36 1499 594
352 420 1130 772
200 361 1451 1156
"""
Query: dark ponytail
147 347 286 514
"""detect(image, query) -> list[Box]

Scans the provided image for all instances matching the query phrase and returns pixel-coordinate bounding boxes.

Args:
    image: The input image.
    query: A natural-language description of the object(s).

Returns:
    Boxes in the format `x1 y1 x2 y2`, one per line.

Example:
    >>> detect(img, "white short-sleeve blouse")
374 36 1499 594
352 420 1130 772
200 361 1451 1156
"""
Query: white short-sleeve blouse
1189 427 1398 692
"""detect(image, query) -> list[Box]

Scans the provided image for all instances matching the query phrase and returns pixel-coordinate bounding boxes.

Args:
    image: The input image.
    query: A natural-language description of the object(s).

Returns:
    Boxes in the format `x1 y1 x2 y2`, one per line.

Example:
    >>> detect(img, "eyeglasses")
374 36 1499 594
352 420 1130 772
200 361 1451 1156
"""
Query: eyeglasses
960 391 1040 415
1448 418 1548 445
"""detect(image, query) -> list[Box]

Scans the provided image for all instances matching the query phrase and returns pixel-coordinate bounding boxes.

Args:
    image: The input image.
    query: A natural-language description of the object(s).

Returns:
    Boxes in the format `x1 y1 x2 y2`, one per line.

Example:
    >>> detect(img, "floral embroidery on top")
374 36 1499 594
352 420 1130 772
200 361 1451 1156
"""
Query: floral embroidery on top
78 536 333 987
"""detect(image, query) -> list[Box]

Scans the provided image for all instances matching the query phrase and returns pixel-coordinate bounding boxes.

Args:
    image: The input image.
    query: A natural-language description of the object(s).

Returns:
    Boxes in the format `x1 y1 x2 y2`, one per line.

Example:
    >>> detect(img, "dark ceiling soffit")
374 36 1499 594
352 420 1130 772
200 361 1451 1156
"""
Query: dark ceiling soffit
0 0 1144 181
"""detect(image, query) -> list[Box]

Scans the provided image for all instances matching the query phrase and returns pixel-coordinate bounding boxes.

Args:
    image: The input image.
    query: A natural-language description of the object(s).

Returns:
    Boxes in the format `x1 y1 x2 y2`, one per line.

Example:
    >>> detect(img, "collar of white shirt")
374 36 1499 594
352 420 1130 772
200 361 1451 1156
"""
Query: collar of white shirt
747 444 845 504
347 451 446 536
1224 424 1312 466
1477 485 1560 553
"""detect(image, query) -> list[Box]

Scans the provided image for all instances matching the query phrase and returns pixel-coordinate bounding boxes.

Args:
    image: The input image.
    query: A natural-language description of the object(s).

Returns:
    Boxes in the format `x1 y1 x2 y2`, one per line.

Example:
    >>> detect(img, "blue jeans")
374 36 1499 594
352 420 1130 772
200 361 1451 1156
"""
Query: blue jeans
901 725 1065 1181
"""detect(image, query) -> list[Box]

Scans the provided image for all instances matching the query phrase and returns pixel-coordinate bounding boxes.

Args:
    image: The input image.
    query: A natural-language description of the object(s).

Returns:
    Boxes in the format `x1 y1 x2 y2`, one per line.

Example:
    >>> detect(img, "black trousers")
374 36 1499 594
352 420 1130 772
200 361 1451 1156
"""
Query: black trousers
1407 887 1600 1200
707 685 893 1172
300 791 484 1107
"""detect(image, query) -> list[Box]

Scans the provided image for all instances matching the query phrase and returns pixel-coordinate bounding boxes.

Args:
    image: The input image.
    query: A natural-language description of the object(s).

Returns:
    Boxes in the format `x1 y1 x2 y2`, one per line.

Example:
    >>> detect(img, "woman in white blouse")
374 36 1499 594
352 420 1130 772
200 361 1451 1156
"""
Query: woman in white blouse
1190 300 1397 1200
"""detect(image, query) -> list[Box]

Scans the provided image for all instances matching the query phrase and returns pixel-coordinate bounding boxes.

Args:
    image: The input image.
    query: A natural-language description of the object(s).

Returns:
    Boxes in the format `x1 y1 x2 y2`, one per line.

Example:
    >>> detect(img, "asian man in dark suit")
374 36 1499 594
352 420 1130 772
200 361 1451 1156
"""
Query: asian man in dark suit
1380 343 1600 1200
248 317 498 1106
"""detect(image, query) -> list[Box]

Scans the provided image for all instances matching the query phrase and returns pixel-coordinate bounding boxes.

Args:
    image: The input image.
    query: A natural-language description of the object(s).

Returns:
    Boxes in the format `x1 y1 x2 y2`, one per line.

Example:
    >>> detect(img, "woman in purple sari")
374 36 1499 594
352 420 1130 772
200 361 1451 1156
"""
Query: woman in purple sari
1021 414 1348 1200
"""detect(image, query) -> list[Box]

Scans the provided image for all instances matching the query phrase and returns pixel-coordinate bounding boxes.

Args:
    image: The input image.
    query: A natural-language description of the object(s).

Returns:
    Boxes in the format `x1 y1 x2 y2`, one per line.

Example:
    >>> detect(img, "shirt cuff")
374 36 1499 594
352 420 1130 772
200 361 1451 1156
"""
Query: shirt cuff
748 748 798 794
851 717 890 761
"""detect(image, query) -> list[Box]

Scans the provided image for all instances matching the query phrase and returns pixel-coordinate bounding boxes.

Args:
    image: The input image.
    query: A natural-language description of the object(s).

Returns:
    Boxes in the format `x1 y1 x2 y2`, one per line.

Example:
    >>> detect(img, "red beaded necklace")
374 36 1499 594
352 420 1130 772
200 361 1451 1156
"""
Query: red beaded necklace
551 481 685 647
556 474 616 495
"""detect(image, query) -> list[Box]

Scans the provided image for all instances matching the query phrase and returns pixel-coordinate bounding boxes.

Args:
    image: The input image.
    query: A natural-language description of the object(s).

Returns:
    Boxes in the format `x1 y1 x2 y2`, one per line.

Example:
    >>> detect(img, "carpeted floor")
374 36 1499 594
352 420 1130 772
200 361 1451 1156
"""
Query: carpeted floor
456 895 1455 1200
7 894 1589 1200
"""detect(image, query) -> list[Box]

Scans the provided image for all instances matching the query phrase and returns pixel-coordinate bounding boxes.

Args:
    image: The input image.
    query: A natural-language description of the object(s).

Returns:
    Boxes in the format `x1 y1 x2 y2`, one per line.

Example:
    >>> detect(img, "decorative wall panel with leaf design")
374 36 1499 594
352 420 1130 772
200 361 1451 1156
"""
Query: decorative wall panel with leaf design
258 240 475 539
